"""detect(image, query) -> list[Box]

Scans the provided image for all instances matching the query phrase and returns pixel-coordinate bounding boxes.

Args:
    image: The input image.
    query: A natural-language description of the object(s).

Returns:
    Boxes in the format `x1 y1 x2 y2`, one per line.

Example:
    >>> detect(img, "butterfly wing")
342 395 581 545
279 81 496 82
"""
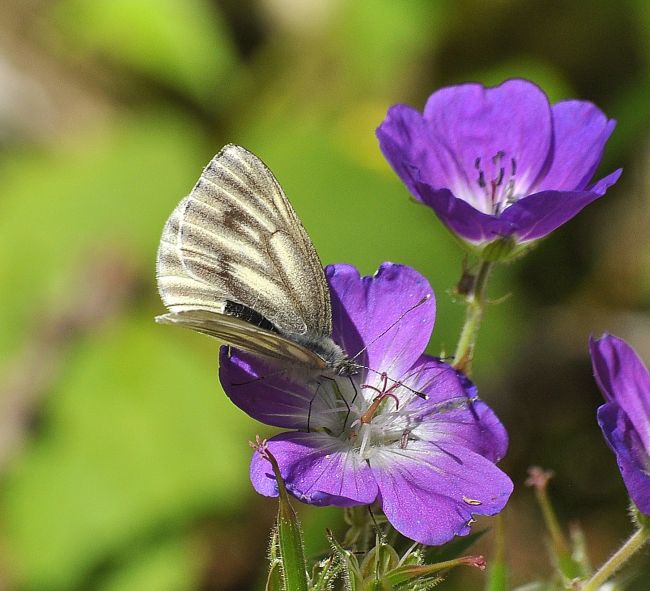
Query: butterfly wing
156 144 333 357
156 310 329 369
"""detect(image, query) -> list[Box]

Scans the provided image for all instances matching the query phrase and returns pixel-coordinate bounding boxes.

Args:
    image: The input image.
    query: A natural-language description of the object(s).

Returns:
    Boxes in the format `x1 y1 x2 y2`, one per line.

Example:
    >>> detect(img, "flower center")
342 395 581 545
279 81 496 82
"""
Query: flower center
474 151 520 214
312 372 418 461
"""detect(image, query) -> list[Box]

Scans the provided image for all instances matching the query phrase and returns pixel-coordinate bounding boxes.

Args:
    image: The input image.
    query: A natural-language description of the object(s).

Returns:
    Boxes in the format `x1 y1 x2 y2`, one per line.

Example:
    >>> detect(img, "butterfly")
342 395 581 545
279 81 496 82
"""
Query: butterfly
156 144 355 378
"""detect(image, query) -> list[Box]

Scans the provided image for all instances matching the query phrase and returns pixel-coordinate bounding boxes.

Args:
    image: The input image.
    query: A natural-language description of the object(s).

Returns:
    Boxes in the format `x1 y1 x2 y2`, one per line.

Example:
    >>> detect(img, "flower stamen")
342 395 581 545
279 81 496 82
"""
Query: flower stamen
474 151 521 214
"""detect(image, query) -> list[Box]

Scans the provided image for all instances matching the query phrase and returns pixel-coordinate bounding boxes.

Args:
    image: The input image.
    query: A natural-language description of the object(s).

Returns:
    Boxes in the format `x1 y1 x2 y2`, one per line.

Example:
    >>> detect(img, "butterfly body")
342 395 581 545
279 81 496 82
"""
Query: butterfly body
156 144 353 379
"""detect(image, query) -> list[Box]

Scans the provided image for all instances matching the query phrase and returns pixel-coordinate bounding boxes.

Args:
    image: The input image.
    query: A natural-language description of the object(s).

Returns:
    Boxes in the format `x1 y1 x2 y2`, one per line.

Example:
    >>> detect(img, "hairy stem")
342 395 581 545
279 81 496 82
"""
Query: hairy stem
453 260 494 376
580 527 649 591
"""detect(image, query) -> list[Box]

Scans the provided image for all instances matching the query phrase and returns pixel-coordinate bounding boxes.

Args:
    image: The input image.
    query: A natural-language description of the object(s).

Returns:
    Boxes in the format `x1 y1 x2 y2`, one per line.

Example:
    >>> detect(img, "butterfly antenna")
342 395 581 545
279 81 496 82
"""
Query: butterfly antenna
350 294 431 363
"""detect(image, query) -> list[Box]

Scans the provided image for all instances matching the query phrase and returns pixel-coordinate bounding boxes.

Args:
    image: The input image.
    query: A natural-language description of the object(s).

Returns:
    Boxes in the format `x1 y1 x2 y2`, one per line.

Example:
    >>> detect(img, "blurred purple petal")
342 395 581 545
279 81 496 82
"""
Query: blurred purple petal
590 334 650 514
591 335 650 452
598 402 650 514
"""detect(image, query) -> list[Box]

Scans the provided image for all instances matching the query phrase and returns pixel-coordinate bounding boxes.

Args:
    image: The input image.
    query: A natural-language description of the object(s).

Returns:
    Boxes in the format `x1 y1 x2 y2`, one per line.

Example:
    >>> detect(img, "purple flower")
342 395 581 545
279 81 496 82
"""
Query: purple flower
220 263 513 545
590 334 650 514
377 79 622 259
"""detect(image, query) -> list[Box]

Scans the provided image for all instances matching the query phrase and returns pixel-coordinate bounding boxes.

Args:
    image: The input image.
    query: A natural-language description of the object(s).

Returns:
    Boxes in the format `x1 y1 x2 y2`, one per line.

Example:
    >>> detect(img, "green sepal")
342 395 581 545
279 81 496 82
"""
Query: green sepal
266 558 284 591
481 237 518 262
424 529 486 564
455 233 535 263
258 442 309 591
266 527 284 591
328 529 363 591
360 543 400 581
310 555 342 591
276 481 309 591
630 502 650 531
384 554 487 589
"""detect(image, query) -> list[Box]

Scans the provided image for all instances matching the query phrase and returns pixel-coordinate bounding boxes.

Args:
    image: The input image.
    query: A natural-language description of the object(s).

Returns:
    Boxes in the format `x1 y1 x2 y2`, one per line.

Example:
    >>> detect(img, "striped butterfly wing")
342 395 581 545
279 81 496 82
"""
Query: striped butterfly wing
156 310 328 369
156 144 333 361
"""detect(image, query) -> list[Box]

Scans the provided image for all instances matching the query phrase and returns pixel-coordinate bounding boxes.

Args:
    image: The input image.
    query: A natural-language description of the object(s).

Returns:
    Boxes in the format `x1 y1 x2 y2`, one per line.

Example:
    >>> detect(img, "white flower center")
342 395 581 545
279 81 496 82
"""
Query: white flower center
311 373 421 461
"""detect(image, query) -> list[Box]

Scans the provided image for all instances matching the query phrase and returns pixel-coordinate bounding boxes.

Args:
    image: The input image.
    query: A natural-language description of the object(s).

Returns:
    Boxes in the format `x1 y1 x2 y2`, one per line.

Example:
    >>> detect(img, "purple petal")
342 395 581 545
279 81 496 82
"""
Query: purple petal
415 168 621 245
325 263 435 377
220 348 347 433
598 402 650 514
536 101 617 192
497 168 621 242
413 185 519 244
250 431 378 506
590 334 650 453
376 104 432 201
422 79 553 199
371 440 513 545
400 356 509 462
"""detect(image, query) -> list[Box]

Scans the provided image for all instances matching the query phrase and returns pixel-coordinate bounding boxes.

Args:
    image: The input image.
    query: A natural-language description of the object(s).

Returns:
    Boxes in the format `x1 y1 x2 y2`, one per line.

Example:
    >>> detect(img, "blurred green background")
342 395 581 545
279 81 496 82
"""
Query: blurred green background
1 0 650 589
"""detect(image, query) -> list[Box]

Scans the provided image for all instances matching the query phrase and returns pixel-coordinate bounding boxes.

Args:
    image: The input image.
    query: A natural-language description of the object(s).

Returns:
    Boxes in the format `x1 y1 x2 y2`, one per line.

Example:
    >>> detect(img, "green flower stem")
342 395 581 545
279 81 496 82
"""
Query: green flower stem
535 477 584 580
486 513 508 591
581 527 650 591
534 480 571 561
453 260 494 376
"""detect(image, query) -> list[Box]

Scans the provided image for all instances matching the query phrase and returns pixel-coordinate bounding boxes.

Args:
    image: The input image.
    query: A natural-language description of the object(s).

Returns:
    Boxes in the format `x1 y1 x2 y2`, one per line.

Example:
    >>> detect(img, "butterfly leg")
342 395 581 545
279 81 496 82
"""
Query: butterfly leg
343 375 359 431
307 381 323 433
319 375 353 437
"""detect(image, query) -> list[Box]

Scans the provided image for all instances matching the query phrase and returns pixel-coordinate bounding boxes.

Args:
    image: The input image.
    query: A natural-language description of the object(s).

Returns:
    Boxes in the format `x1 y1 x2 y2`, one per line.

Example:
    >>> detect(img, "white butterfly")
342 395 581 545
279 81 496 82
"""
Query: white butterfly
156 144 354 377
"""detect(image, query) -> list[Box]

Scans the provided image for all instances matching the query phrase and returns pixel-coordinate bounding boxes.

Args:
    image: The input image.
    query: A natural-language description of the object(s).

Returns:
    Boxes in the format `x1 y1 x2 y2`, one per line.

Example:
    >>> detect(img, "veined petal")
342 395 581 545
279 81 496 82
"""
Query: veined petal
376 104 435 201
590 334 650 453
536 100 617 192
414 185 519 244
220 349 342 432
250 431 378 507
422 79 553 200
326 263 435 377
400 356 509 462
598 402 650 514
498 169 621 242
371 440 512 545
